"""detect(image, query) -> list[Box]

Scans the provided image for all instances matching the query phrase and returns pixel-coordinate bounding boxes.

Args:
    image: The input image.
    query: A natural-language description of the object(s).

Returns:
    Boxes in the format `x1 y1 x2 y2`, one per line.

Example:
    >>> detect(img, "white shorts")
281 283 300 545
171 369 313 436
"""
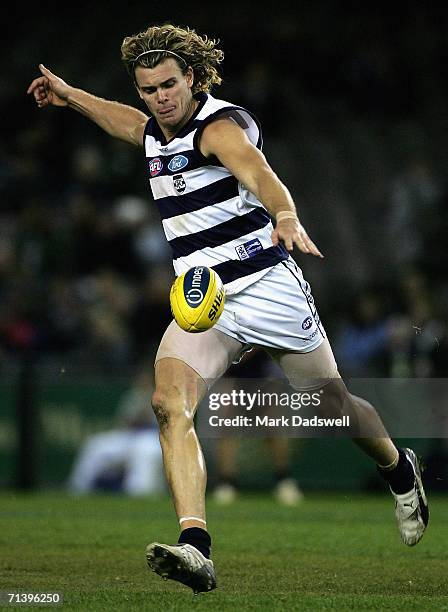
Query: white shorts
214 257 326 352
155 258 331 382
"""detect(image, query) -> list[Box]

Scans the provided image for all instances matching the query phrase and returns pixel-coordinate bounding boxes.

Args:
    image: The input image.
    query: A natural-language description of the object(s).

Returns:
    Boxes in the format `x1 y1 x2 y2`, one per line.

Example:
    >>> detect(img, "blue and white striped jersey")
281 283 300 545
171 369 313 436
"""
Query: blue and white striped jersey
143 92 288 294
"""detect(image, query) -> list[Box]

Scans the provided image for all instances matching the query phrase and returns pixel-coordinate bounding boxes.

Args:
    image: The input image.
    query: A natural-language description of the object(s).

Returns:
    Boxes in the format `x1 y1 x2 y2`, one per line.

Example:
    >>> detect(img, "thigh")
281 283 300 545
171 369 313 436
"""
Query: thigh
267 337 340 389
155 320 245 385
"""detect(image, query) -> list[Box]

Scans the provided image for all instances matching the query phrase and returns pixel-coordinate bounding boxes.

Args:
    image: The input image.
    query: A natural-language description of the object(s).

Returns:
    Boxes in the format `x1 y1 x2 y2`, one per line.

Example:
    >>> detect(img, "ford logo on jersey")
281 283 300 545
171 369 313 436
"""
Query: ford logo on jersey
302 316 313 330
168 155 189 172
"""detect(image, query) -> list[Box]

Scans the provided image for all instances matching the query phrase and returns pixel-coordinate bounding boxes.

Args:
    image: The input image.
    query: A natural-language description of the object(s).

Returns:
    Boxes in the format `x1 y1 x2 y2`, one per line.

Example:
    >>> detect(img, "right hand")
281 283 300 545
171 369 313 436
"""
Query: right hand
27 64 70 108
272 218 324 257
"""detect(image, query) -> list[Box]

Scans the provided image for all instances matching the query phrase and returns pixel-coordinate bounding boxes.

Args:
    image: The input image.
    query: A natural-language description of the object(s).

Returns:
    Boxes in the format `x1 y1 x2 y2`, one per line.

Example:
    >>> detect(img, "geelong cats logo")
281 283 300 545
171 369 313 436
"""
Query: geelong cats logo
173 174 186 194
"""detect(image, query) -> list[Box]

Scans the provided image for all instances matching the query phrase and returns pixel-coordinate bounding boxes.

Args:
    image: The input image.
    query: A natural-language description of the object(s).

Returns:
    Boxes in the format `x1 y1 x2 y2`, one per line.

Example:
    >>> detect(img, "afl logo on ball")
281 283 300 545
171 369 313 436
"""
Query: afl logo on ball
173 174 186 194
149 157 163 177
302 316 313 330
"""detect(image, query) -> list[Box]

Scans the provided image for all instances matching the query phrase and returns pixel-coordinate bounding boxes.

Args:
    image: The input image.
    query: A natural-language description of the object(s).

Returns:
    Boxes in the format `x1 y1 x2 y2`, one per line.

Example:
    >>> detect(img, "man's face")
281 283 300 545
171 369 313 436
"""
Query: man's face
135 58 194 132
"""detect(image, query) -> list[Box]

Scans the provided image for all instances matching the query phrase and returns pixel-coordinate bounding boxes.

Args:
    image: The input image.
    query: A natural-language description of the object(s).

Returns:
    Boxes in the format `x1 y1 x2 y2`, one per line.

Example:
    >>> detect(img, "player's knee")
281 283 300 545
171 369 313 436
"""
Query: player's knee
317 379 349 419
348 393 376 419
151 391 170 432
151 388 195 435
313 380 361 435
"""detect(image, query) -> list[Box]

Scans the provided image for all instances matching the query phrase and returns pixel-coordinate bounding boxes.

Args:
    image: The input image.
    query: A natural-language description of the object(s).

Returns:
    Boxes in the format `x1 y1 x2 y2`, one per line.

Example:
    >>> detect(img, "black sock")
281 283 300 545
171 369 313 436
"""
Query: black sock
378 448 415 494
178 527 211 559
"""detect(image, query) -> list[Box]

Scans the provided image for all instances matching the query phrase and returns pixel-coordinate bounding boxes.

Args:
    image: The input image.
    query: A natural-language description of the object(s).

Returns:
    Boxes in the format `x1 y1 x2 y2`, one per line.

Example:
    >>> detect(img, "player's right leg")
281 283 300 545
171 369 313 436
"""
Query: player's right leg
274 339 429 546
146 322 244 593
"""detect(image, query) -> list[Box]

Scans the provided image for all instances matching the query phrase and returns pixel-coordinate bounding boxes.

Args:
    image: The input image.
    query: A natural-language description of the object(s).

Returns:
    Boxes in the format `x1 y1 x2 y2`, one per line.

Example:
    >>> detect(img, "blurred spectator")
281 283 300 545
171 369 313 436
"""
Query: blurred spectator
67 365 164 495
389 269 447 378
133 208 172 269
333 288 392 378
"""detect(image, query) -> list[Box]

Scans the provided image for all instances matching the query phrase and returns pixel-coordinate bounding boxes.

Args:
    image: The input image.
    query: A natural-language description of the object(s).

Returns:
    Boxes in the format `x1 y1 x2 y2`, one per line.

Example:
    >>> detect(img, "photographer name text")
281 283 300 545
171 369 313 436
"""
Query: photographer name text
208 415 351 428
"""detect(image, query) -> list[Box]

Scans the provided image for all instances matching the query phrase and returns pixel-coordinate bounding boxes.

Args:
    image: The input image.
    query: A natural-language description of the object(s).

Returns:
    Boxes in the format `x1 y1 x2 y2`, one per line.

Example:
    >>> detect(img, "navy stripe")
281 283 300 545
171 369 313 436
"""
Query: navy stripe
211 246 289 284
156 176 239 220
169 209 272 258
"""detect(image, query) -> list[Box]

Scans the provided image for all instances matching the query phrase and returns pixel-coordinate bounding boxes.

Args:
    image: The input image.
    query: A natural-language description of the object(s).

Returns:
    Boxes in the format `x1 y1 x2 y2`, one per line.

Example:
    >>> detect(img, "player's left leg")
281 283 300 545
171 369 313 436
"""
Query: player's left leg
273 339 429 546
146 321 245 593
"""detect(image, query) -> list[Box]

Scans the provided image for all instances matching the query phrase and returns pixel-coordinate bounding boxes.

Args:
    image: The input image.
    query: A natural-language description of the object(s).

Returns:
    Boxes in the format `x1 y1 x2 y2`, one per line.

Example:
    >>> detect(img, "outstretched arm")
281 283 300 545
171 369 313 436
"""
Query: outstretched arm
199 118 323 257
27 64 148 147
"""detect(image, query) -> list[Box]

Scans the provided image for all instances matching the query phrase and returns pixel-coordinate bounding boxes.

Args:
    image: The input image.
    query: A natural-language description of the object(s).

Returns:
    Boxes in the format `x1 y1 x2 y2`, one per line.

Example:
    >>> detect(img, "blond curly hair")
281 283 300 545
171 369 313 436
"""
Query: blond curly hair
121 24 224 94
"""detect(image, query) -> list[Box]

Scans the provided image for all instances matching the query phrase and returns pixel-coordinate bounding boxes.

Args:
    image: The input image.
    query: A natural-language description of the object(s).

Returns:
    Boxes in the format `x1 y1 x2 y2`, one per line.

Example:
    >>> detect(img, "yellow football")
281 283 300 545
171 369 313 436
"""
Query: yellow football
170 266 226 333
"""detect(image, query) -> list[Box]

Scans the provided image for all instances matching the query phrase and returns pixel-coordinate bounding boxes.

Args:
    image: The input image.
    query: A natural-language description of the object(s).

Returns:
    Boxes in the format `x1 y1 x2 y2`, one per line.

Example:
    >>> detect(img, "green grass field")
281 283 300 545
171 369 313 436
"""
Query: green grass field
0 492 446 611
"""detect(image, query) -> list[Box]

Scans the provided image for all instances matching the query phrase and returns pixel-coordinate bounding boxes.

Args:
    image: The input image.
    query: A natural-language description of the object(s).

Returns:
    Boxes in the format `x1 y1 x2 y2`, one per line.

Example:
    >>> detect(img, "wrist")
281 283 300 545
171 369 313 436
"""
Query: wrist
66 87 84 105
276 210 298 223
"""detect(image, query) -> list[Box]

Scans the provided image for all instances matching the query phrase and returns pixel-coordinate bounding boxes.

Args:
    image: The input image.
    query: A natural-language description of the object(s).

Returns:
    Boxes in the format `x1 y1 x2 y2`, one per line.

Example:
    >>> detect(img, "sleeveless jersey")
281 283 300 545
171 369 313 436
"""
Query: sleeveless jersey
143 92 289 294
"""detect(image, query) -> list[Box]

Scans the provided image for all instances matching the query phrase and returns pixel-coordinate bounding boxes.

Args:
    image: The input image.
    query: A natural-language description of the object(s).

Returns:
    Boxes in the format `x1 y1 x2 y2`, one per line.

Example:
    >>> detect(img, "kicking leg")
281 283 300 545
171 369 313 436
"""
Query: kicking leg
272 339 398 463
272 338 429 545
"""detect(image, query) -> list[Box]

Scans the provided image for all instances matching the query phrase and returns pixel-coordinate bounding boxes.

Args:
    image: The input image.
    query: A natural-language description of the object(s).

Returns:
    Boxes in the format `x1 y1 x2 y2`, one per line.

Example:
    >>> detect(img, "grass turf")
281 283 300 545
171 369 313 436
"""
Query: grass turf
0 492 446 611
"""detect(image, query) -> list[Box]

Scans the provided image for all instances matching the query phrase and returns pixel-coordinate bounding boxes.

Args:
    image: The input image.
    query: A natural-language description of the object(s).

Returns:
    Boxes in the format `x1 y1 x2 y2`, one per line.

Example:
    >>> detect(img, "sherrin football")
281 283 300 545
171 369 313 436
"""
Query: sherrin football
170 266 226 333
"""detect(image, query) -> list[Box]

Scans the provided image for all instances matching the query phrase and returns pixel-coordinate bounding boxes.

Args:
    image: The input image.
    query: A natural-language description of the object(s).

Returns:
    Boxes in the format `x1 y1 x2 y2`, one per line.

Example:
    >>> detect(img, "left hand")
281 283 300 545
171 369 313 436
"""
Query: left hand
272 218 324 257
27 64 70 108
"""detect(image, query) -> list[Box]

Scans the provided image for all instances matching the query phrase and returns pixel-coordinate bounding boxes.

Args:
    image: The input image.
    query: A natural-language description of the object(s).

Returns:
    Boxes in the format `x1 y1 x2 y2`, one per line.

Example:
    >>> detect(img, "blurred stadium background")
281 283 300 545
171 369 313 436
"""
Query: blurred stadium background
1 2 448 494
